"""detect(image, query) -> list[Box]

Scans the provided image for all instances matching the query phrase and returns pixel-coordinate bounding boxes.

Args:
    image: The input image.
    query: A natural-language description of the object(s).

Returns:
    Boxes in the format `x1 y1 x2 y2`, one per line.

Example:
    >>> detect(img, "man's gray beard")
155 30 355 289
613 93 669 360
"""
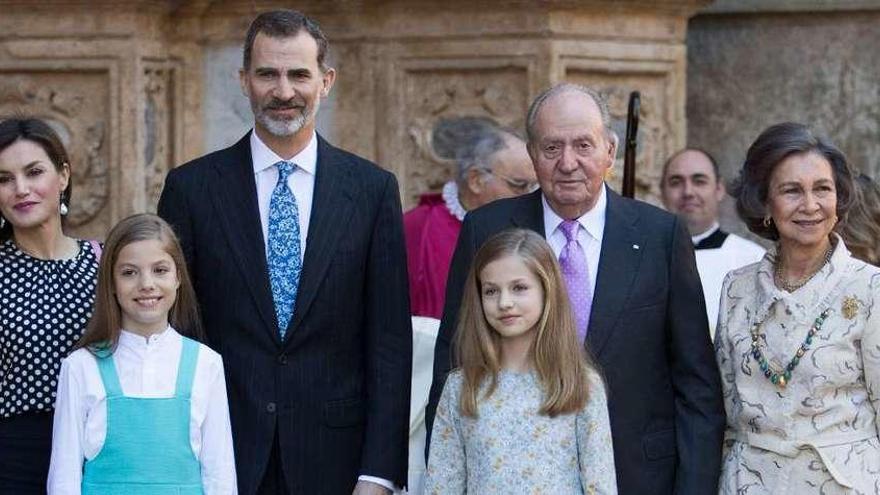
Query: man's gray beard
256 111 308 137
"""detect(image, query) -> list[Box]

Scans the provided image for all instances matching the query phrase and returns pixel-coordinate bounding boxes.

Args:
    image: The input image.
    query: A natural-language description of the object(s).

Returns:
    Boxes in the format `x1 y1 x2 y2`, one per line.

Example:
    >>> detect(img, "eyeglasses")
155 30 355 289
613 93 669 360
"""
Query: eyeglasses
482 169 539 195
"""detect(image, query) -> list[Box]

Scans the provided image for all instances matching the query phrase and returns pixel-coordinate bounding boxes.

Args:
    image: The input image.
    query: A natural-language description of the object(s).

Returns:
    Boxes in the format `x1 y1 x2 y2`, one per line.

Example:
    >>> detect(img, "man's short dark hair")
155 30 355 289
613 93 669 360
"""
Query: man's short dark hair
243 10 329 71
660 148 722 188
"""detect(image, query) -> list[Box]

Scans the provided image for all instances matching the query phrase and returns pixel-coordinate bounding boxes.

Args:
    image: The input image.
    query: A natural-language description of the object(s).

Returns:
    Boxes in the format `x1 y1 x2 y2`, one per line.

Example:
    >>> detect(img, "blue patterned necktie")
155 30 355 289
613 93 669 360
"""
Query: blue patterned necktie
267 160 302 339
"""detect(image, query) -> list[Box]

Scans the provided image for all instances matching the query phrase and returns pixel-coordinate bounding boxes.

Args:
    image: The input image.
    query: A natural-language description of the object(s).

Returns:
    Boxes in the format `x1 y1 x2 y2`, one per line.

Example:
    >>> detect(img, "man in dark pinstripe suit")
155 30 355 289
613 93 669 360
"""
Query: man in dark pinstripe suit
159 10 411 495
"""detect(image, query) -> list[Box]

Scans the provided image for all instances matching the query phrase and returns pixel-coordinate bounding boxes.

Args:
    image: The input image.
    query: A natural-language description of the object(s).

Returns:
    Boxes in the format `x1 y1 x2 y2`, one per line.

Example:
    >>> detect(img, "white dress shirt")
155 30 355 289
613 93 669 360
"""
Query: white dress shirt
542 184 607 299
47 327 237 494
251 130 316 258
250 130 394 492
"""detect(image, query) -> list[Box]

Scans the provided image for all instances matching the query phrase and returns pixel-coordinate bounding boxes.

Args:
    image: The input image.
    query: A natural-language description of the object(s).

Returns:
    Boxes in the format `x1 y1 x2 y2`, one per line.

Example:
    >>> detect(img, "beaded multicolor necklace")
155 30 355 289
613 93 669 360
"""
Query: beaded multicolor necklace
750 308 830 388
752 241 836 388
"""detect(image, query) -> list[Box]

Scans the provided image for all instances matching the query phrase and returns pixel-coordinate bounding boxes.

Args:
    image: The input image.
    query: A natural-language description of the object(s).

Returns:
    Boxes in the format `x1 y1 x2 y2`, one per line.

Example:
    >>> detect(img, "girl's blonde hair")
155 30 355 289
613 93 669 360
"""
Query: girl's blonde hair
455 228 597 417
76 214 204 354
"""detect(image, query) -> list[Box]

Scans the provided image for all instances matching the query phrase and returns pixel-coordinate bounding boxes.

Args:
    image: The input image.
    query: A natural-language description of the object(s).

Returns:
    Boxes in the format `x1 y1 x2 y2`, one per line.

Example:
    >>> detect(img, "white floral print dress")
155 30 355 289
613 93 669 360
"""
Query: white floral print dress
425 369 617 494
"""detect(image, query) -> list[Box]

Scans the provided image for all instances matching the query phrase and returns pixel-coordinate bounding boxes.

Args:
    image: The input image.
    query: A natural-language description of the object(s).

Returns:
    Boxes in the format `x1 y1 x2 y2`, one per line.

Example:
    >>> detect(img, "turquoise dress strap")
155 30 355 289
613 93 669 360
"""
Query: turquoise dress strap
175 337 200 399
94 350 123 398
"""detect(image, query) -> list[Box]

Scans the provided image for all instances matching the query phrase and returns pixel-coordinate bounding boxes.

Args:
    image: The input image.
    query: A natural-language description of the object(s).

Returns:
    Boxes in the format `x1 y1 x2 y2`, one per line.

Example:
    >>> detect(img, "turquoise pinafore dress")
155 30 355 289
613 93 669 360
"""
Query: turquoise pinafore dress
82 337 203 495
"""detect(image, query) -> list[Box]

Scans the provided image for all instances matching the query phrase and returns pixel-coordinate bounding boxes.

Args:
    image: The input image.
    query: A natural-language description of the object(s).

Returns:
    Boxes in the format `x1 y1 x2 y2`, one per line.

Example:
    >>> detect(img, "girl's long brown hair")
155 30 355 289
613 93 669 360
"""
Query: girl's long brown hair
76 214 204 354
455 228 598 417
842 173 880 266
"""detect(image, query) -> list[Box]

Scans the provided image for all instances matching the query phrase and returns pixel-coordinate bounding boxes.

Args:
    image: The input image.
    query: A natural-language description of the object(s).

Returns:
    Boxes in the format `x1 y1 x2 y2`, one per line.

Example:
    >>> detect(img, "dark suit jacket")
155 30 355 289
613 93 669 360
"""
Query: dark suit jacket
427 188 724 495
158 133 412 495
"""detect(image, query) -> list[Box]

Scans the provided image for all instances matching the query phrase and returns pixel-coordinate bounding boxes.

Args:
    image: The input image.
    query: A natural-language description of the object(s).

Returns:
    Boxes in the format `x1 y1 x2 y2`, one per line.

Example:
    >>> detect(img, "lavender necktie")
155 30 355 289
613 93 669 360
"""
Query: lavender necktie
559 220 592 342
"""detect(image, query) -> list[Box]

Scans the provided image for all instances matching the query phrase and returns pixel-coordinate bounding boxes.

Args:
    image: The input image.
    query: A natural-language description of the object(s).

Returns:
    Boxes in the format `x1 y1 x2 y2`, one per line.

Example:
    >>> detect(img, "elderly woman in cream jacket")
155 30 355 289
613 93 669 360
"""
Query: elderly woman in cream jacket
715 122 880 494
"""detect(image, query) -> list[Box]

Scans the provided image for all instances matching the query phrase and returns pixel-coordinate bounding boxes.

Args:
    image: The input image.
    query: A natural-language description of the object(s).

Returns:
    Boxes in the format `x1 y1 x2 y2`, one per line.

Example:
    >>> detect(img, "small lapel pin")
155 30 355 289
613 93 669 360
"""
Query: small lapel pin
632 244 640 250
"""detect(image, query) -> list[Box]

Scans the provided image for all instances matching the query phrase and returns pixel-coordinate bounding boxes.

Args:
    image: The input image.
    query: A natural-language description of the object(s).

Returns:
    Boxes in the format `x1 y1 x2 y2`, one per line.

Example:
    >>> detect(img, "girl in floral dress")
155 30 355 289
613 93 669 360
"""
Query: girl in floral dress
426 228 616 494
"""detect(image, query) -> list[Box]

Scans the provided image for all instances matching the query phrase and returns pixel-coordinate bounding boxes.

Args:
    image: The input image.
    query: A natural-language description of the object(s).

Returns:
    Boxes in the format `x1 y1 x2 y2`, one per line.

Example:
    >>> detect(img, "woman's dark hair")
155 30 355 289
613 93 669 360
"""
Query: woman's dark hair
731 122 856 240
0 118 73 241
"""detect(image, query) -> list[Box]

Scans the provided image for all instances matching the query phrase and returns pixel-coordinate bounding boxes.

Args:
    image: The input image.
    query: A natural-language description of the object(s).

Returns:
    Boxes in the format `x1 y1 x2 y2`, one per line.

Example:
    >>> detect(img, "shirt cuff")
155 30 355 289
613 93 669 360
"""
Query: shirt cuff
358 475 396 492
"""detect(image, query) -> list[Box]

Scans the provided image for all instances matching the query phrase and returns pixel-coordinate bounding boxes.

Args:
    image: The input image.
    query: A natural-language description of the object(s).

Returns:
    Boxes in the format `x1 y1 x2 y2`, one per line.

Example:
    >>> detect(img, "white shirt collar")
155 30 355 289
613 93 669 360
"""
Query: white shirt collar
250 130 318 176
542 183 607 243
691 222 720 245
118 325 177 349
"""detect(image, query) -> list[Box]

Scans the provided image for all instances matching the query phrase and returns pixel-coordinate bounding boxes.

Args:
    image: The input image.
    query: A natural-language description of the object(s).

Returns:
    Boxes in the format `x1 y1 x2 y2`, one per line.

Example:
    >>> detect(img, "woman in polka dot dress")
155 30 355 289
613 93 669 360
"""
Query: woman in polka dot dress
0 118 100 493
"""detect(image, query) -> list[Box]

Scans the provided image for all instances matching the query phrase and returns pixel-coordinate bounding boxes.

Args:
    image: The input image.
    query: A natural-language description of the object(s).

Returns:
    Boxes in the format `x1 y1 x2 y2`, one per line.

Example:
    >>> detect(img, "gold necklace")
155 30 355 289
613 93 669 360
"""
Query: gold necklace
774 244 833 292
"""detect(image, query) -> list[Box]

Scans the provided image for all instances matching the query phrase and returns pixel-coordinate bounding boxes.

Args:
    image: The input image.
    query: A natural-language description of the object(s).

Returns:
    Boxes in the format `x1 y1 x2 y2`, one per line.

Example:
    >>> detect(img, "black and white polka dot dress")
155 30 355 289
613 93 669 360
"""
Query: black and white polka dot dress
0 239 100 419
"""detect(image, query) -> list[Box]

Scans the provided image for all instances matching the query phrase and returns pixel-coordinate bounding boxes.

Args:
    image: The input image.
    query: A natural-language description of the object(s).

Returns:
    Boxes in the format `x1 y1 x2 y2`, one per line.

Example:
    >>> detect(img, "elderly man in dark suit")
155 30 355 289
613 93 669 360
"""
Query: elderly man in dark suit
426 83 724 494
158 10 411 495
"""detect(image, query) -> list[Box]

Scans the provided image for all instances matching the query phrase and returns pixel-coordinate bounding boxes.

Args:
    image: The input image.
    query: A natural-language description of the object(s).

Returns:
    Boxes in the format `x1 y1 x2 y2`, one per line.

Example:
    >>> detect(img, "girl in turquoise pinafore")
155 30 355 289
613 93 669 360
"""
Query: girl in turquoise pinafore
47 214 237 494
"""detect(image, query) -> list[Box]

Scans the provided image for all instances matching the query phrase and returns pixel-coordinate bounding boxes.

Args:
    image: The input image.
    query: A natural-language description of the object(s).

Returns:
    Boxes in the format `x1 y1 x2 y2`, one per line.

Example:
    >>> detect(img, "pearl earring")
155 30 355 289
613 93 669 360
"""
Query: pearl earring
60 194 69 216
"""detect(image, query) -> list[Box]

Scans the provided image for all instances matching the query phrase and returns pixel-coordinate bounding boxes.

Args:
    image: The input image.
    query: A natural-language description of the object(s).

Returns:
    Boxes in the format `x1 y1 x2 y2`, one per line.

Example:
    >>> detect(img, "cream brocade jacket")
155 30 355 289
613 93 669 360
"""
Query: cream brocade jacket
715 238 880 495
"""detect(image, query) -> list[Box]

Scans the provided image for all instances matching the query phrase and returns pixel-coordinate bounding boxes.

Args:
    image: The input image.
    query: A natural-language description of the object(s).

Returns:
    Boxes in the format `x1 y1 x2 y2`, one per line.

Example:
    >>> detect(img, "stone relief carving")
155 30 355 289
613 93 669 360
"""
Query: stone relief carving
143 64 175 209
403 68 528 205
0 74 109 227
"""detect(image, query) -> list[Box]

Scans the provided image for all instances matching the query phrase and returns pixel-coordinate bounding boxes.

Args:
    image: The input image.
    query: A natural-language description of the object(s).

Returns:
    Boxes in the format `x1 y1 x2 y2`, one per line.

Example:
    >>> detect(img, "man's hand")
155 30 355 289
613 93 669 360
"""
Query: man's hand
352 480 393 495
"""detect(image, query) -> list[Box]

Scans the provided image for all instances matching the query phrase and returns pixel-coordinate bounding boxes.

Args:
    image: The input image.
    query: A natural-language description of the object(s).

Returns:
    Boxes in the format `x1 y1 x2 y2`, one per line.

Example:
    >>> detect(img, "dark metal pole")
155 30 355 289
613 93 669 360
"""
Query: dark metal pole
622 91 640 199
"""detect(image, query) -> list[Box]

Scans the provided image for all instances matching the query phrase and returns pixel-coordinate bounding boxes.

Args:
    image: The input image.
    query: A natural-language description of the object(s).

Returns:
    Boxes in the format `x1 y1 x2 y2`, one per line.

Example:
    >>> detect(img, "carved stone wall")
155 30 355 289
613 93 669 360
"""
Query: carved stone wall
0 2 198 240
0 0 707 235
143 63 176 207
687 3 880 233
322 2 706 207
395 57 530 204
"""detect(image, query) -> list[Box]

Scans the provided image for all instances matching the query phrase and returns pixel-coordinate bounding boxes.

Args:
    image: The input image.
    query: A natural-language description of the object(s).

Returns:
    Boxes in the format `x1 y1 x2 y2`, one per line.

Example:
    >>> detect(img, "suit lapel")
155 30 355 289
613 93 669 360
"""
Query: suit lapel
285 136 356 346
209 133 279 342
510 190 546 232
586 190 643 357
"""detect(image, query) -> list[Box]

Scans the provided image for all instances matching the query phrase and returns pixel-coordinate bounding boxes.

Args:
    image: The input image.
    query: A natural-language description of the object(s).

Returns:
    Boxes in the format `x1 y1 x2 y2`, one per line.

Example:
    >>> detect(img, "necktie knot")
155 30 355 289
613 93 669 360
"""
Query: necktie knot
560 220 579 242
276 161 295 183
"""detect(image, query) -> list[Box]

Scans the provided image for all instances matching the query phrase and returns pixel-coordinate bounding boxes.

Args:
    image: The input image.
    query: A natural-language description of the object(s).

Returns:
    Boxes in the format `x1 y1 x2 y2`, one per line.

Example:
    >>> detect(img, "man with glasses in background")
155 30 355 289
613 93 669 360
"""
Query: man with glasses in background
404 118 537 319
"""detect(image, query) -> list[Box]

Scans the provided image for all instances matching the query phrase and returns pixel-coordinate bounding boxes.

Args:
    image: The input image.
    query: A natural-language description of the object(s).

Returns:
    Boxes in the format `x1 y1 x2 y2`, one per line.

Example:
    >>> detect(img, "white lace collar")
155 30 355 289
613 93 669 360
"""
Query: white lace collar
442 181 467 221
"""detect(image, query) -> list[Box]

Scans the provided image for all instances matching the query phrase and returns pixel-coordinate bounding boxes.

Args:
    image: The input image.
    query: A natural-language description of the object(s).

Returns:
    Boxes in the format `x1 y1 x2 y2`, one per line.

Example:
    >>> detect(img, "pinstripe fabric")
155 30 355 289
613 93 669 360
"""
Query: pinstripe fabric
158 133 412 495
